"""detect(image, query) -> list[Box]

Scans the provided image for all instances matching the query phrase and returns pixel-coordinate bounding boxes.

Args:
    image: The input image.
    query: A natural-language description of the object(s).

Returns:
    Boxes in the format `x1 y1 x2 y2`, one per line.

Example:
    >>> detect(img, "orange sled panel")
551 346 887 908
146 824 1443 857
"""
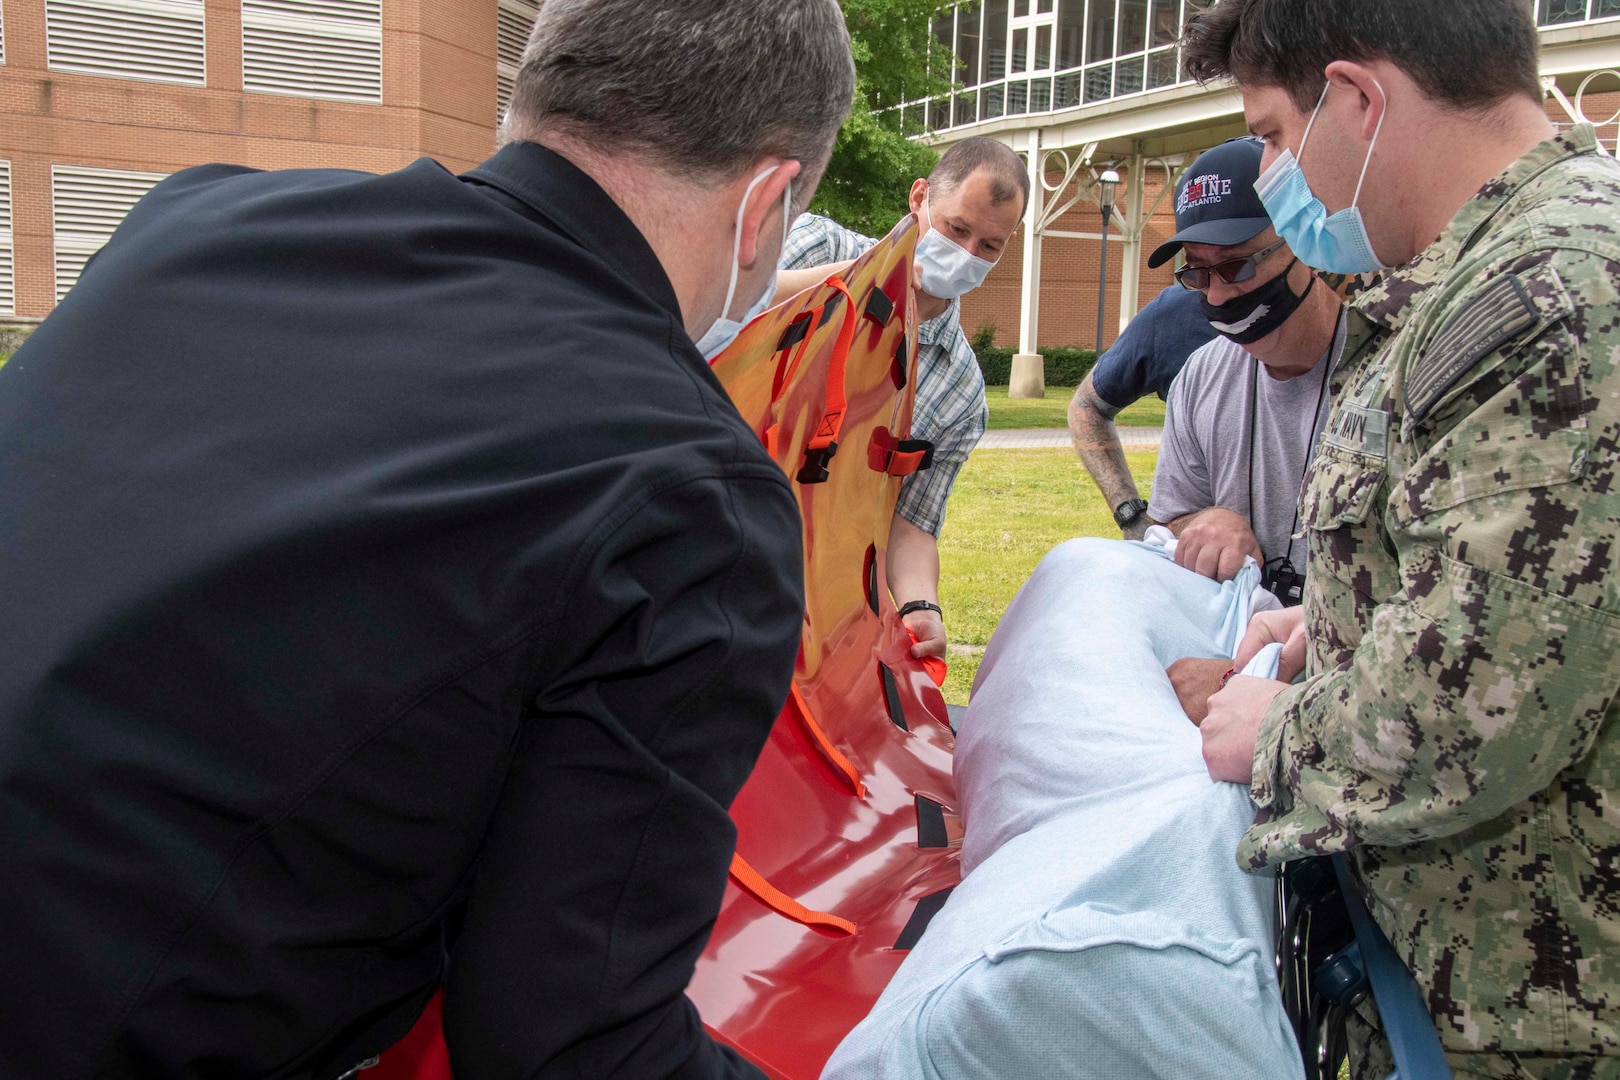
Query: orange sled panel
370 217 956 1080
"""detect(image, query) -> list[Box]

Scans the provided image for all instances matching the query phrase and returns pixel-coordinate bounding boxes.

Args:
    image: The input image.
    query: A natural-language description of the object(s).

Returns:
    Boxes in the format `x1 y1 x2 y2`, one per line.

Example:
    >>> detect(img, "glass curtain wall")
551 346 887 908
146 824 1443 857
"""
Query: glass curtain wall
919 0 1193 134
912 0 1620 135
1538 0 1620 25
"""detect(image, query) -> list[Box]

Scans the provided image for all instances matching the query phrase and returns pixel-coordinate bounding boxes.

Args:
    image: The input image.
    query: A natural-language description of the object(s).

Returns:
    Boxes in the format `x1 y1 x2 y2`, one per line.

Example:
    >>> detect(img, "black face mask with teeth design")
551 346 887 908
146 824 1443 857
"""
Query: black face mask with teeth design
1200 257 1313 345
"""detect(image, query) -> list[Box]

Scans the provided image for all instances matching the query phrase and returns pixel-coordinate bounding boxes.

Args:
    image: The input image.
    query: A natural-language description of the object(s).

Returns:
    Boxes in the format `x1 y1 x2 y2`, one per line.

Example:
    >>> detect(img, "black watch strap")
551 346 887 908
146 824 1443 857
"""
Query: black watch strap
1113 498 1150 529
897 600 943 619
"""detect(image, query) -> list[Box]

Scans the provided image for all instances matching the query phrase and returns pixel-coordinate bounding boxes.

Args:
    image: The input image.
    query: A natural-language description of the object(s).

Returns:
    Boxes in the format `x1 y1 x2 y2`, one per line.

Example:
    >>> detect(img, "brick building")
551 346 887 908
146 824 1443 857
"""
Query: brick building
0 0 541 321
2 0 1620 337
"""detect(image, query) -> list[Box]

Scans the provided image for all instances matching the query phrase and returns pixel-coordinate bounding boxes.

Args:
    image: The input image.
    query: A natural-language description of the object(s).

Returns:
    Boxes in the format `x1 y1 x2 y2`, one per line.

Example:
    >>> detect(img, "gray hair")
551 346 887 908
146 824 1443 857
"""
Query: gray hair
929 138 1030 215
506 0 854 205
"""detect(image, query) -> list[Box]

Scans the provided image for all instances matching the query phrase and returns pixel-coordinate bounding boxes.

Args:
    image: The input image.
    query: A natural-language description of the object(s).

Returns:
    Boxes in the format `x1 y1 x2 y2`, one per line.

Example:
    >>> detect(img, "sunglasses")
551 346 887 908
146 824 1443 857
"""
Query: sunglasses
1175 237 1288 291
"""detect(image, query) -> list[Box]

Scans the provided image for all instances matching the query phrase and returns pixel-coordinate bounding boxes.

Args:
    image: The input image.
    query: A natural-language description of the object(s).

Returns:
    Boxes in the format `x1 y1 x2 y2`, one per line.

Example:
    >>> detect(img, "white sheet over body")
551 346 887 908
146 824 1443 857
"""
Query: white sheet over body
822 538 1302 1079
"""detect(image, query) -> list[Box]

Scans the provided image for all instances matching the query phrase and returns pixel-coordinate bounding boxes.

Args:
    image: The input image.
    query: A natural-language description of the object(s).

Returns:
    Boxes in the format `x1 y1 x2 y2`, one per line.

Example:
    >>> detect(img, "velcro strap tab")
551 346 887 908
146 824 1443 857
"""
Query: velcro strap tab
819 290 844 325
775 316 811 352
915 795 949 849
863 286 895 327
893 887 955 950
867 427 936 476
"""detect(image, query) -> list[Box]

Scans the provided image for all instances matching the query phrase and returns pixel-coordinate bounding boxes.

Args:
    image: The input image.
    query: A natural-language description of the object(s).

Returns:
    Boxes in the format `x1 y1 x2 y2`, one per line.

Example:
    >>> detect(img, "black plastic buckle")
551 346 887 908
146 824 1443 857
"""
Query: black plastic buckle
797 441 838 484
1262 555 1306 607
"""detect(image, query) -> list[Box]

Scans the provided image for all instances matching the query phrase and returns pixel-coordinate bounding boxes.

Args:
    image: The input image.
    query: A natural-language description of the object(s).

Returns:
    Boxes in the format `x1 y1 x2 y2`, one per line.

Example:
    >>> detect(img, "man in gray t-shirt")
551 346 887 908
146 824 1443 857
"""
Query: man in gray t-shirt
1150 315 1345 580
1140 137 1347 592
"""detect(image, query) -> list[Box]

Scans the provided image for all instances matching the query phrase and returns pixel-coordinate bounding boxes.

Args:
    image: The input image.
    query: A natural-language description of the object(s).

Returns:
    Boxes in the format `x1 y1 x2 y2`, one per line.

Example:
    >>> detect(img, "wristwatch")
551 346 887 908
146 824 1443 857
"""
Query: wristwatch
1112 498 1150 530
897 600 944 619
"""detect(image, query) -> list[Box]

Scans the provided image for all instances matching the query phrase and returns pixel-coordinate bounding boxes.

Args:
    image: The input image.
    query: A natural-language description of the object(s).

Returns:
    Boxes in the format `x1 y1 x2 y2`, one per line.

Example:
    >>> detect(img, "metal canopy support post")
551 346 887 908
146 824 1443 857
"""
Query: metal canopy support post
1118 151 1145 334
1010 128 1046 399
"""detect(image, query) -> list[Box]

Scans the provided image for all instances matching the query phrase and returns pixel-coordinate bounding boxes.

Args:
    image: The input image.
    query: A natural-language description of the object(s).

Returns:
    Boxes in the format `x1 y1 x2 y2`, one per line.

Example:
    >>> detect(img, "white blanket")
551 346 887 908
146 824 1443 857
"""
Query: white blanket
822 538 1302 1080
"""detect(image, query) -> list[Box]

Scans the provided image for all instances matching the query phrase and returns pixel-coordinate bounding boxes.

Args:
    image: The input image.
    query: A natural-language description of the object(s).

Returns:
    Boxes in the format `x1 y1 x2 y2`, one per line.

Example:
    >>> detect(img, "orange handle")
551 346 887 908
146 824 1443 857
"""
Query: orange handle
729 853 857 936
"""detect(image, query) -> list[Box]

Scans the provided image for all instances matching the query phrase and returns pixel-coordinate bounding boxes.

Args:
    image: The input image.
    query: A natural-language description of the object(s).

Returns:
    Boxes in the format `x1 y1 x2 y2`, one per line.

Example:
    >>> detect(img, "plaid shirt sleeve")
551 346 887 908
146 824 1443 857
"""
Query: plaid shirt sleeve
896 317 987 537
779 213 877 270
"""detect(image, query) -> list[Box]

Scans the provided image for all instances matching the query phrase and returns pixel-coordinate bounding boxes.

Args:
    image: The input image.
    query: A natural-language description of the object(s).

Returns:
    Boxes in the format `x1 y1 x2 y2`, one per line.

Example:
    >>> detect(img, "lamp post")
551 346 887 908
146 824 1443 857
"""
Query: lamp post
1095 167 1120 354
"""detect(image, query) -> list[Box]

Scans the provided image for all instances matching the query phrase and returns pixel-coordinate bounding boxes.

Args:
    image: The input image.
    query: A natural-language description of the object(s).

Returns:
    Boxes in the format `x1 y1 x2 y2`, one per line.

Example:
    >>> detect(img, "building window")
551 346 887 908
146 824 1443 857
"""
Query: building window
905 0 1620 133
908 0 1196 131
45 0 206 85
51 165 165 303
242 0 382 104
1539 0 1620 23
0 161 13 316
496 0 537 125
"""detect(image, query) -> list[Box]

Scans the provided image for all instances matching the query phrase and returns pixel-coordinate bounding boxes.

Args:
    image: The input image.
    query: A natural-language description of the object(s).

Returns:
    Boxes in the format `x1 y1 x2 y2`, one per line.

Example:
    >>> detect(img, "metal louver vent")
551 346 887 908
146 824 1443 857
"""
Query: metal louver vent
2 0 8 66
45 0 206 85
51 164 165 303
0 161 13 316
496 0 538 123
242 0 382 104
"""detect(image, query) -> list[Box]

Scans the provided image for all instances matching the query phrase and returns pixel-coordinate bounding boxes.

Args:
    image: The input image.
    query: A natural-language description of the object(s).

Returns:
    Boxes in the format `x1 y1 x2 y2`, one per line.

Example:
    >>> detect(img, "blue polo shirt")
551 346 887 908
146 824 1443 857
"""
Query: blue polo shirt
1090 284 1217 409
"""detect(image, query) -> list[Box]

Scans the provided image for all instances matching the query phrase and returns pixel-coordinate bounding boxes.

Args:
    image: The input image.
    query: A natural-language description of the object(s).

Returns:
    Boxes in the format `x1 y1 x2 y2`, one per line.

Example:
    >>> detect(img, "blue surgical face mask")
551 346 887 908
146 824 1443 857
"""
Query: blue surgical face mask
695 166 791 362
1254 80 1389 275
915 186 999 299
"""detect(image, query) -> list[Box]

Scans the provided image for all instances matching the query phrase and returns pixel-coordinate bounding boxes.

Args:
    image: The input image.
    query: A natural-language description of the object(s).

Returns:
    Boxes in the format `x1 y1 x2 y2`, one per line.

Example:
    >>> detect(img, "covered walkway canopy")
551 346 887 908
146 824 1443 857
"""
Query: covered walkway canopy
902 2 1620 387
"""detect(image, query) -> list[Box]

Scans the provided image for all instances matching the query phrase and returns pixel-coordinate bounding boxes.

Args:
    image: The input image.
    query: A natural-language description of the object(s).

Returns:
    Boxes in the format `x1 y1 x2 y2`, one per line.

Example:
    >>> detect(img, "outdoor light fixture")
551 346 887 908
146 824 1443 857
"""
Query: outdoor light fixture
1098 168 1120 212
1096 167 1122 353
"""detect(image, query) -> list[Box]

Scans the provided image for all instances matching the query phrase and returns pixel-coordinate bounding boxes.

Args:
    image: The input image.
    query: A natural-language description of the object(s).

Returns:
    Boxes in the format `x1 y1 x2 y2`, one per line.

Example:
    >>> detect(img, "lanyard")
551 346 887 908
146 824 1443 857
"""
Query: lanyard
1245 313 1339 565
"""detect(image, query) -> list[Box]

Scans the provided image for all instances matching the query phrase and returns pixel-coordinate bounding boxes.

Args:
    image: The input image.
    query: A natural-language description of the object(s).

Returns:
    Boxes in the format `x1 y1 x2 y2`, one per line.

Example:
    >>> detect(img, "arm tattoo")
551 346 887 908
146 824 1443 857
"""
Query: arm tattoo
1069 381 1141 512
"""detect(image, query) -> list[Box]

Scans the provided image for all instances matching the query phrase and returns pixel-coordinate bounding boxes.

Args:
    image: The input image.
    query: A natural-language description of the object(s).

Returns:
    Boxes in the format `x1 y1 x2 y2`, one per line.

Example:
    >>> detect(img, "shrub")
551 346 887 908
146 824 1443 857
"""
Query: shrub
970 341 1097 388
0 325 33 360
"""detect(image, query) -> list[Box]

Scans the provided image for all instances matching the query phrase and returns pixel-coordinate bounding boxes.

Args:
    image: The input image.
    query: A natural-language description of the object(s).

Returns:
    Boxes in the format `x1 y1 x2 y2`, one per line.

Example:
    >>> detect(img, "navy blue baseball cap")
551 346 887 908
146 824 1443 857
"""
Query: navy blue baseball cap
1147 137 1271 268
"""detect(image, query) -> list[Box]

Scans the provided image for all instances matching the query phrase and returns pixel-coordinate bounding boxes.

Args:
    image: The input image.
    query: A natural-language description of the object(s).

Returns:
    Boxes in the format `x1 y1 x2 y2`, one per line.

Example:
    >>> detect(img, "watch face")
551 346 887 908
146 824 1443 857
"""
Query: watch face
1115 500 1145 526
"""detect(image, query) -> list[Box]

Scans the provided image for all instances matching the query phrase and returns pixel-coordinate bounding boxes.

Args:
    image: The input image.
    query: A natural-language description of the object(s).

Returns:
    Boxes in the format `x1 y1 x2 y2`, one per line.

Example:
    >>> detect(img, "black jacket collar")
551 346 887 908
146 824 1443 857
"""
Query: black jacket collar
463 141 683 325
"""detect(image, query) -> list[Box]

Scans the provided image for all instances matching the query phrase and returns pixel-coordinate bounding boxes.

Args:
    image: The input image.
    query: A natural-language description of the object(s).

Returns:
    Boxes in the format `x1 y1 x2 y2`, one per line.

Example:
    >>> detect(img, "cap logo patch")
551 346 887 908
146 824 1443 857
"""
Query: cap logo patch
1177 172 1233 215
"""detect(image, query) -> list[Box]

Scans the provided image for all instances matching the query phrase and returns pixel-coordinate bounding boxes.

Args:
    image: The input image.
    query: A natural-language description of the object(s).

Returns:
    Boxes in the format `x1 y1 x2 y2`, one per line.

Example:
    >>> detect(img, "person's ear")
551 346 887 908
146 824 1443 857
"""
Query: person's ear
736 158 803 269
908 177 929 219
1324 59 1387 143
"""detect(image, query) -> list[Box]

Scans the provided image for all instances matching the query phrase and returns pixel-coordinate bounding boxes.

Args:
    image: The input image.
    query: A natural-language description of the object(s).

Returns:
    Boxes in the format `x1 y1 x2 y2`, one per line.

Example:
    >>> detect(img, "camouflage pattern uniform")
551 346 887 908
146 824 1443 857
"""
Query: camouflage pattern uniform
1242 125 1620 1079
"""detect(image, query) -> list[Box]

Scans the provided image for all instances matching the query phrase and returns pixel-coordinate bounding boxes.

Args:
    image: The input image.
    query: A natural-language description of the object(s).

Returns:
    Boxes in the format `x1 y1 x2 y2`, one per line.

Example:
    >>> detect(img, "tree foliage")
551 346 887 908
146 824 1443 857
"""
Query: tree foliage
809 0 958 238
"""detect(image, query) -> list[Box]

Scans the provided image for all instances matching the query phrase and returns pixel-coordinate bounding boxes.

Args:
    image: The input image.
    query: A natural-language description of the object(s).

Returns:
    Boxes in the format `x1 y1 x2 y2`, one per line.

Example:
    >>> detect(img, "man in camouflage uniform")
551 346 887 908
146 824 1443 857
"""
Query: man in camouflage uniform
1182 3 1620 1077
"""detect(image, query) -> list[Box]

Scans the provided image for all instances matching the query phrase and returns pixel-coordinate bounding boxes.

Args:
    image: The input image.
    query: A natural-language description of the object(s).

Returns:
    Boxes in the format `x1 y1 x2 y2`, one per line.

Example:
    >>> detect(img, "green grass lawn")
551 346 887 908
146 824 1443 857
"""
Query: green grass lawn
937 447 1157 705
984 385 1166 430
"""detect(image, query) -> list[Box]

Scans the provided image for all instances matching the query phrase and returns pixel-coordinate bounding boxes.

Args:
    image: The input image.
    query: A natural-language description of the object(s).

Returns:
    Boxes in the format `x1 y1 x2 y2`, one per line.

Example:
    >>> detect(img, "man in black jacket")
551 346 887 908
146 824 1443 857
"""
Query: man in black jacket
0 1 853 1077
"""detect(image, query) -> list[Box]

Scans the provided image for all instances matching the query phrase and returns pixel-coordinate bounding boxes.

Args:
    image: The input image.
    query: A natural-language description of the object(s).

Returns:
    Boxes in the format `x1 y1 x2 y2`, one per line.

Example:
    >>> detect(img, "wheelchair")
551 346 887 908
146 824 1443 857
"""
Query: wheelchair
1277 856 1360 1080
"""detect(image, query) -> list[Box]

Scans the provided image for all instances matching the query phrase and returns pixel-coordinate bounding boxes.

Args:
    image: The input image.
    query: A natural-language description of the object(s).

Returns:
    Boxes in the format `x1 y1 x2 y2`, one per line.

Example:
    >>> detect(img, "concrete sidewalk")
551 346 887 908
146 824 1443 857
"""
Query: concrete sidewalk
975 426 1162 451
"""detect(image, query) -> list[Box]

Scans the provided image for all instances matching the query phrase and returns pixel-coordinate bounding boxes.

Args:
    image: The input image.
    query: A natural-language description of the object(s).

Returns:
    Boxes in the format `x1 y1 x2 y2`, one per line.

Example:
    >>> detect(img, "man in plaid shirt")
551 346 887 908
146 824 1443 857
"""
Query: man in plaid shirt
778 138 1027 661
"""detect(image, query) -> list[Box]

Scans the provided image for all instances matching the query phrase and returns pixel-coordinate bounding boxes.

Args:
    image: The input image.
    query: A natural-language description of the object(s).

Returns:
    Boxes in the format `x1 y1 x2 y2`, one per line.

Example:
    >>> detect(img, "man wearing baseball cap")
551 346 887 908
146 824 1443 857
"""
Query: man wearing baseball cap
1147 138 1348 722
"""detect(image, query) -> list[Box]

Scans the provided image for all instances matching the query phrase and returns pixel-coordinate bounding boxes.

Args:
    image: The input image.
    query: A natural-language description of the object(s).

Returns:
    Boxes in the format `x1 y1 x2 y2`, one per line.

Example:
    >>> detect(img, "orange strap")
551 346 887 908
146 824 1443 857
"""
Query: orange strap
806 276 856 452
762 304 823 457
786 680 865 797
866 427 936 477
729 852 857 936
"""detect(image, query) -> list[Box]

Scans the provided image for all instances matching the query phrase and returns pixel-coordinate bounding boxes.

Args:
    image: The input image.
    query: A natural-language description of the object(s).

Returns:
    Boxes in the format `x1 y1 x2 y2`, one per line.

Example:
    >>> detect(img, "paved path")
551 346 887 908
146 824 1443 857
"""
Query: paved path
975 426 1162 451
